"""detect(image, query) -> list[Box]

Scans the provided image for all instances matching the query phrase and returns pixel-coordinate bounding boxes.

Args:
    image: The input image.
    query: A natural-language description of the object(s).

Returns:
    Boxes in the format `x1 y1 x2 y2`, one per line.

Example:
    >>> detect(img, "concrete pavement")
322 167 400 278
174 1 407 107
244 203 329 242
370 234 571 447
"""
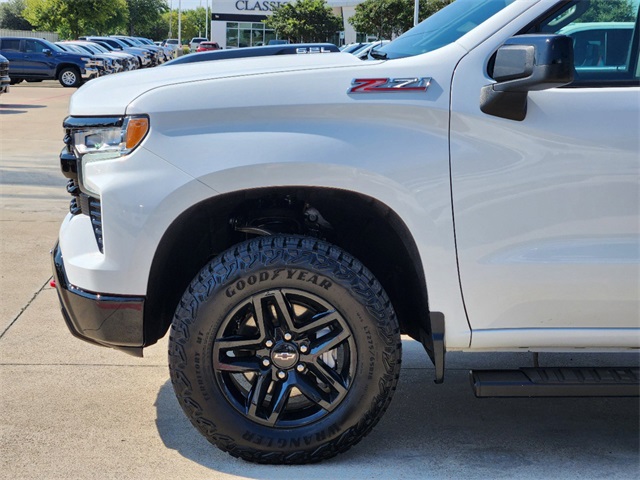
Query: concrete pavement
1 82 639 479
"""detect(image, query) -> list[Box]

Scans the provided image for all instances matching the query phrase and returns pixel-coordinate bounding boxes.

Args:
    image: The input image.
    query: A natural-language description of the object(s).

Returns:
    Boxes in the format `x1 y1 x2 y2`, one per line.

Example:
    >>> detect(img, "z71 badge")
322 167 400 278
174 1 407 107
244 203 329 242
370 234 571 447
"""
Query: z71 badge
348 77 431 93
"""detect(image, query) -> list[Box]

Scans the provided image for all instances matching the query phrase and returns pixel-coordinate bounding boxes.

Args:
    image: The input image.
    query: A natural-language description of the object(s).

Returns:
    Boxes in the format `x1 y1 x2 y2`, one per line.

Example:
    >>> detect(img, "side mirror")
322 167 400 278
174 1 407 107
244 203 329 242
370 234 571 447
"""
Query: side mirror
480 34 574 121
43 48 52 56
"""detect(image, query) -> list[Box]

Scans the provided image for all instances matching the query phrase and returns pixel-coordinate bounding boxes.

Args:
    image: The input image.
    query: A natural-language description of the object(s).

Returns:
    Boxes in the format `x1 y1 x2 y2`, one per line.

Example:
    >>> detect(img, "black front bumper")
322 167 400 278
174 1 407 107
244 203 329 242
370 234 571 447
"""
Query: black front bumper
51 242 145 357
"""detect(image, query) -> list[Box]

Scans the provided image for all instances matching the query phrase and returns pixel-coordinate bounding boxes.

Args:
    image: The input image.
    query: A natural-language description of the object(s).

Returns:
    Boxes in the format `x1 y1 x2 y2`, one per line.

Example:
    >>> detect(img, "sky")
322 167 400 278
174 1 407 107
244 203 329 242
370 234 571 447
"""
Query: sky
165 0 212 10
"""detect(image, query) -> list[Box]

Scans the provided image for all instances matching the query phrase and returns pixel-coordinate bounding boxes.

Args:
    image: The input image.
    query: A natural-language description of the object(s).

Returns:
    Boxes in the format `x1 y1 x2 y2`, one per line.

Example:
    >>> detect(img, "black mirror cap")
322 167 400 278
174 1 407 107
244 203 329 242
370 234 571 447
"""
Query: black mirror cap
493 34 574 92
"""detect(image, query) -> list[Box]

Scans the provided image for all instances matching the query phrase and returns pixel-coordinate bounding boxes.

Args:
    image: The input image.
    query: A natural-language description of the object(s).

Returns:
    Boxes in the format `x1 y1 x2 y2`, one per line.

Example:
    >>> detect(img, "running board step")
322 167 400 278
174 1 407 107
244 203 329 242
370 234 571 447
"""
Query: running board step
471 367 639 397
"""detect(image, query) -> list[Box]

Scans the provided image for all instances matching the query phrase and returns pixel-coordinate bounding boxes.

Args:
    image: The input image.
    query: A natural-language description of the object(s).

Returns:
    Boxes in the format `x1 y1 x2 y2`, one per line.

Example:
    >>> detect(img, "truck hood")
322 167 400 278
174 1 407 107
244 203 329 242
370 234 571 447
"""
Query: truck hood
69 52 369 116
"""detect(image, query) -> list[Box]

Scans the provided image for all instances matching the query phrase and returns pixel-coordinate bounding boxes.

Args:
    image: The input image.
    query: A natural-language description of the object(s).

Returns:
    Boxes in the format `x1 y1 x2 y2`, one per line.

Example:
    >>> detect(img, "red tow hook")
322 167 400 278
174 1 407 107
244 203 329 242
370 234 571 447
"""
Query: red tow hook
50 280 57 288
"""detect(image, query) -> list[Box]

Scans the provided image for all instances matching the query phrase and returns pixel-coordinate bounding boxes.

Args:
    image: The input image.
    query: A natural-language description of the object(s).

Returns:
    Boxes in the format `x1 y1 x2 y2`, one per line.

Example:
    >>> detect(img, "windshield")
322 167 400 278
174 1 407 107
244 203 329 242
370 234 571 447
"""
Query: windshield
94 41 115 51
379 0 516 59
77 44 98 54
87 42 109 53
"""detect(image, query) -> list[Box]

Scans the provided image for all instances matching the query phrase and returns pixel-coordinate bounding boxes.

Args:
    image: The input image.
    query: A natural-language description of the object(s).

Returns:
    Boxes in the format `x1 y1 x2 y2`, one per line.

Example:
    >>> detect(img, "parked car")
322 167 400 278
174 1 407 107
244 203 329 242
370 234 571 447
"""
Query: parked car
268 39 289 45
353 40 390 60
0 53 10 94
81 36 152 68
340 42 366 54
196 41 221 52
111 36 166 65
135 37 175 61
78 40 140 71
161 38 180 54
55 42 110 76
0 37 98 87
166 43 340 65
188 37 208 52
66 41 128 73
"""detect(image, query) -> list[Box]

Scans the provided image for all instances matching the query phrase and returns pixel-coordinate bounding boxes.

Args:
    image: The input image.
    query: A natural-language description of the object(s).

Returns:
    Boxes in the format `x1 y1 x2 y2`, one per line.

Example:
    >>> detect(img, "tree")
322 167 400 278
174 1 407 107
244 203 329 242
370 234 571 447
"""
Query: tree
265 0 342 43
158 7 208 43
125 0 168 37
182 7 208 40
349 0 451 39
23 0 128 38
579 0 635 23
0 0 34 30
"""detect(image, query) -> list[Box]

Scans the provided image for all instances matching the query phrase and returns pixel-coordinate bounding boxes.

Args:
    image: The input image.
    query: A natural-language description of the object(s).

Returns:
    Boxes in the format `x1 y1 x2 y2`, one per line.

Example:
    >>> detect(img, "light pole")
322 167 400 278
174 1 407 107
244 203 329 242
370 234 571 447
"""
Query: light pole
205 0 209 40
414 0 419 27
169 0 173 38
178 0 182 50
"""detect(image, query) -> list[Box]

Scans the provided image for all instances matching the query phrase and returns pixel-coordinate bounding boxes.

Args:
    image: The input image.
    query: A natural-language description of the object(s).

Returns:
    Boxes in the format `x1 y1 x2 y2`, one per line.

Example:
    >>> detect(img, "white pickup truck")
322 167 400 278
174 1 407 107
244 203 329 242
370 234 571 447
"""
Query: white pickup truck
52 0 639 464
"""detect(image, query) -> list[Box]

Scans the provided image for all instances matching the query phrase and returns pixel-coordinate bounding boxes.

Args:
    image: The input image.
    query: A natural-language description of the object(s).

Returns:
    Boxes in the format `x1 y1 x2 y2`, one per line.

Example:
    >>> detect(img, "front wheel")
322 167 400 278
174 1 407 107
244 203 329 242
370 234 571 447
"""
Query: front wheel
169 236 401 464
58 67 81 87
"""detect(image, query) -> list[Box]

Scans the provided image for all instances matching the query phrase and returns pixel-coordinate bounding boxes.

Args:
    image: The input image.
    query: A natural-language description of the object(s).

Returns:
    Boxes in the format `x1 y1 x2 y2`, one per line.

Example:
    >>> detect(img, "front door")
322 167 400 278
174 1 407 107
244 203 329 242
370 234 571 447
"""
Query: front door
450 1 639 348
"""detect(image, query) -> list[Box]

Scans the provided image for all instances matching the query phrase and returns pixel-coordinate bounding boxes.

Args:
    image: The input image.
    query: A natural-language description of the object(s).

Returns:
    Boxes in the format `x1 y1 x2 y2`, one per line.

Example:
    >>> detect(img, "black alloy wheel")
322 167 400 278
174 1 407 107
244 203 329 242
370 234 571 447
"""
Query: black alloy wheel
213 288 356 428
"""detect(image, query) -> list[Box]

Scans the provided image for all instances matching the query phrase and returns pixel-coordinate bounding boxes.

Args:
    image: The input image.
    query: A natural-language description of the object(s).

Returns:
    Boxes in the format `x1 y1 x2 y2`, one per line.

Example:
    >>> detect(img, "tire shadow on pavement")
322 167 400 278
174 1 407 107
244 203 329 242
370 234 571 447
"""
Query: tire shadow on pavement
153 364 640 479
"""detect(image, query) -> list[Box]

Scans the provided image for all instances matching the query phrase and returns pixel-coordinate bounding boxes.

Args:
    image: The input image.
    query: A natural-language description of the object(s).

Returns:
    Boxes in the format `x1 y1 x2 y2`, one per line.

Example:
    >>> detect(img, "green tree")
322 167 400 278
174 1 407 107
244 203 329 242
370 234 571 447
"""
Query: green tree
579 0 635 23
23 0 128 38
182 6 208 40
349 0 451 39
125 0 168 37
0 0 34 30
158 7 208 44
265 0 342 43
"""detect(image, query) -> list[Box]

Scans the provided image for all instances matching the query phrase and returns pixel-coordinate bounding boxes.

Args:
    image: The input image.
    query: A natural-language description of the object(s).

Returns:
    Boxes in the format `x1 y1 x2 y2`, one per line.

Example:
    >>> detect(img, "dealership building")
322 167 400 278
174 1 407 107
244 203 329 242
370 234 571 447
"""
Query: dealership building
210 0 363 48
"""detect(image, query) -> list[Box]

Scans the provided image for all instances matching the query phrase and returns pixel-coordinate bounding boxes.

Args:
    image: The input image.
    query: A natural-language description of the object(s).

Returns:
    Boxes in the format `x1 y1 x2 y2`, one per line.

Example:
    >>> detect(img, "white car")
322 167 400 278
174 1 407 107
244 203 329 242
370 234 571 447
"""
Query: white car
188 37 208 52
53 0 639 465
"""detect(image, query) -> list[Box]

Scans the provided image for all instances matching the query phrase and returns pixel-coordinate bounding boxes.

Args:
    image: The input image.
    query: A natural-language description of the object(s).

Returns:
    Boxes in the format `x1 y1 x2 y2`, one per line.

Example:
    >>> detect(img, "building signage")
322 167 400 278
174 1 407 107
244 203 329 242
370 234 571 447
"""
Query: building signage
234 0 287 11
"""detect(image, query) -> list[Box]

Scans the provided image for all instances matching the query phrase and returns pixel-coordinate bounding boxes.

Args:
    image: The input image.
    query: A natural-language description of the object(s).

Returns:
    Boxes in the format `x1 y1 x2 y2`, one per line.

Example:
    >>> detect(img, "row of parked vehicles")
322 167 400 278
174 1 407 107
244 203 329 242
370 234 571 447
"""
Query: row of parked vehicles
0 35 175 88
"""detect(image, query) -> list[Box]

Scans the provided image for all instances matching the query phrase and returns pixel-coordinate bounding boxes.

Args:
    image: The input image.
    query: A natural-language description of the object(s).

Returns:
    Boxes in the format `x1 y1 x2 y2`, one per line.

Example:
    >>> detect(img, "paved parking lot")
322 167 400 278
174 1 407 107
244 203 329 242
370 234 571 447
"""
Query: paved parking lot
1 82 639 479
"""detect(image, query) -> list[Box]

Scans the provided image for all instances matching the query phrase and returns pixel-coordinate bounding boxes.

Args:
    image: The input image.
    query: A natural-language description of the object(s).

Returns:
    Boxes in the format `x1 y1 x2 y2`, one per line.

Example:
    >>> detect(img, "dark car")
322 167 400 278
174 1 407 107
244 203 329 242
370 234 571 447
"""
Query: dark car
166 43 340 66
0 37 99 87
0 53 10 94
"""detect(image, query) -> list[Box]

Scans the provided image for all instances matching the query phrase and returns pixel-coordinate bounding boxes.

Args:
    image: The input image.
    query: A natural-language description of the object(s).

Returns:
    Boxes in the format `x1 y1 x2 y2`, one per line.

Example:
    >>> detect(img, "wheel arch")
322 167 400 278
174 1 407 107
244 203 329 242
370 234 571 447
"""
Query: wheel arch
143 186 432 351
55 63 80 79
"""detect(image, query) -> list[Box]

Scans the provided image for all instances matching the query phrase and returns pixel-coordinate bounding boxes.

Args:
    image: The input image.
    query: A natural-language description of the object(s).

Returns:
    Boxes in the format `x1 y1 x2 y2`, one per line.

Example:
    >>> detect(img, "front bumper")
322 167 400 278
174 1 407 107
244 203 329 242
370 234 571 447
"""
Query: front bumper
81 67 99 80
51 242 145 357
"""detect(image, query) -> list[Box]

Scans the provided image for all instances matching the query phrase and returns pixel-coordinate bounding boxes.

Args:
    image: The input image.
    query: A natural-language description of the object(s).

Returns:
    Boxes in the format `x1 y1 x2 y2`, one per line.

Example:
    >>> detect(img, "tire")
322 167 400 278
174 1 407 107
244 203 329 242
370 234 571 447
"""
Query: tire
58 67 81 87
169 235 401 464
9 78 22 85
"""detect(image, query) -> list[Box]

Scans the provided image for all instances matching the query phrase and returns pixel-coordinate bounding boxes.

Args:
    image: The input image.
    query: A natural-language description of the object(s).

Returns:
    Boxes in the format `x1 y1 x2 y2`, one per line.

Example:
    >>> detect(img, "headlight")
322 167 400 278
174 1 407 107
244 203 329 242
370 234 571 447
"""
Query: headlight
70 115 149 196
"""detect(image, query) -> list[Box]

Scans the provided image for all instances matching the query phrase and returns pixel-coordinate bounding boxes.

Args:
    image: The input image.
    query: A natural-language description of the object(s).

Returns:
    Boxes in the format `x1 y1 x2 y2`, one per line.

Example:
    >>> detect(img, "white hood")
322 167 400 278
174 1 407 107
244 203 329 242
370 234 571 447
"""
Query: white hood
69 52 368 116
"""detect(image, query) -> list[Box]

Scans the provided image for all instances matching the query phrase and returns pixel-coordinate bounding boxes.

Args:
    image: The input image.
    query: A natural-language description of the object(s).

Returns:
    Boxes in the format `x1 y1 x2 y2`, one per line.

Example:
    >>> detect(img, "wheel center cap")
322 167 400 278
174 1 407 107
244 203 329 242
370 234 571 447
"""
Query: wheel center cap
271 343 299 369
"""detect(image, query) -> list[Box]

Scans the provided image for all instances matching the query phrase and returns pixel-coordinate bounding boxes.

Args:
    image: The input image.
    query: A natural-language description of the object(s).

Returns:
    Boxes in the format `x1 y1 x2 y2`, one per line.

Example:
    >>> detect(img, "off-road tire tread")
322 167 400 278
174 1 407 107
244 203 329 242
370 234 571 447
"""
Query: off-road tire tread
169 235 402 464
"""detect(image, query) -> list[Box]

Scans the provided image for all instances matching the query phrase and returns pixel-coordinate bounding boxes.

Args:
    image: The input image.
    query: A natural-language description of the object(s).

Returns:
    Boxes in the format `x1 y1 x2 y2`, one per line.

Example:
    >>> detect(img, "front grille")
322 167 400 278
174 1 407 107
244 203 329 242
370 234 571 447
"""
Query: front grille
60 127 104 252
0 60 8 77
89 197 103 251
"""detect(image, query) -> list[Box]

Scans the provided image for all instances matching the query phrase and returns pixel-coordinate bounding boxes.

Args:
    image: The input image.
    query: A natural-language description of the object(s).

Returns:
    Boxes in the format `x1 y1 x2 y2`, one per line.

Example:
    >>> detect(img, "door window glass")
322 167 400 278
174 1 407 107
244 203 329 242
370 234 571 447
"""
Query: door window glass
25 39 48 53
527 0 639 86
1 39 21 51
